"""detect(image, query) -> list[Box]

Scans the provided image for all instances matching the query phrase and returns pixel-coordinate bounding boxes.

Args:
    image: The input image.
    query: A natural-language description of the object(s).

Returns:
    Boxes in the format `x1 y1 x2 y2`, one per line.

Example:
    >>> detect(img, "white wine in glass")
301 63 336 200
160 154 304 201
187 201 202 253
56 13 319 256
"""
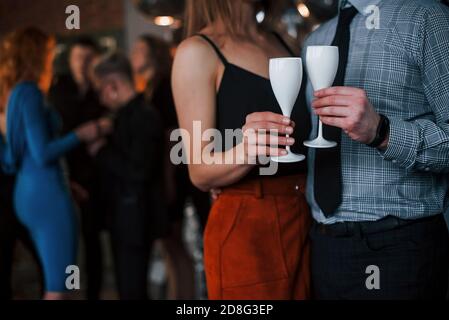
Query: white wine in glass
269 57 306 163
303 45 339 148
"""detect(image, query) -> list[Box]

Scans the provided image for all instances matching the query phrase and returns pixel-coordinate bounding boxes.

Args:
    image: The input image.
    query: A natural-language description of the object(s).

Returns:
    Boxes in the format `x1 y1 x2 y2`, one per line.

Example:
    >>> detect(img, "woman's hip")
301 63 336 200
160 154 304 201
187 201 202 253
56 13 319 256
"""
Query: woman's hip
203 174 311 290
14 178 76 227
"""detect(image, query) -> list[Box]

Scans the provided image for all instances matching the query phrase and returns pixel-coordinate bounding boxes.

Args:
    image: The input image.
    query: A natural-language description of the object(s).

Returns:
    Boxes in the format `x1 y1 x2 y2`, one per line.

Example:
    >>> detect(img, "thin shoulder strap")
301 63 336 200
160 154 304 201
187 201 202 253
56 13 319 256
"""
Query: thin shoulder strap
272 31 296 57
196 34 229 65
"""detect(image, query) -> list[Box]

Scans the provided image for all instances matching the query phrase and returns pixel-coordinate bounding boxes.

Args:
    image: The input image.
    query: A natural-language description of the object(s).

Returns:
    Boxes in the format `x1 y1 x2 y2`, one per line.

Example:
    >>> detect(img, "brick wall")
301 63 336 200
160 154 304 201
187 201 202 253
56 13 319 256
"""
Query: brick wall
0 0 124 36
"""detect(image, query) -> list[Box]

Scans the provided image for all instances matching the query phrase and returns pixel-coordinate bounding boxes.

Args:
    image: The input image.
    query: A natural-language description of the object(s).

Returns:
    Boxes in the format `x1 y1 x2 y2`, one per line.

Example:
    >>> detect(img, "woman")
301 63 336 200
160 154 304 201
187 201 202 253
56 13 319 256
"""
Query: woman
131 35 202 299
172 0 312 299
0 27 104 299
131 35 173 105
132 34 212 226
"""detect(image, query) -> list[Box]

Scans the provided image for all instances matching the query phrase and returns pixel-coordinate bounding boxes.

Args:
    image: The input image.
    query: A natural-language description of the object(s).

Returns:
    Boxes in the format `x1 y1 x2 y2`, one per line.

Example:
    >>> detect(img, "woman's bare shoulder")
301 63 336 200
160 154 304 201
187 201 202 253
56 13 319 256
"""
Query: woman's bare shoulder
176 34 217 64
173 34 222 81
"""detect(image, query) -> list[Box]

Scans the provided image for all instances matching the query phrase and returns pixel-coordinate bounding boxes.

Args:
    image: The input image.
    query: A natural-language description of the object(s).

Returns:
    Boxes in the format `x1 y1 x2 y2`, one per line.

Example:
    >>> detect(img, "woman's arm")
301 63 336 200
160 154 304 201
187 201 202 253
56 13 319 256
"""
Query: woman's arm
18 83 95 166
172 37 294 191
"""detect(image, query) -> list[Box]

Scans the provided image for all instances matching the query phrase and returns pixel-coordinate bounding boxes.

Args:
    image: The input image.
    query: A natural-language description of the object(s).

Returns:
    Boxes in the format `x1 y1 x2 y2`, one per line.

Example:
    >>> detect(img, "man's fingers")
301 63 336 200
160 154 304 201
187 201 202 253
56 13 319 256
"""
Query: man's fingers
312 96 357 108
314 106 352 117
319 116 347 129
314 86 366 98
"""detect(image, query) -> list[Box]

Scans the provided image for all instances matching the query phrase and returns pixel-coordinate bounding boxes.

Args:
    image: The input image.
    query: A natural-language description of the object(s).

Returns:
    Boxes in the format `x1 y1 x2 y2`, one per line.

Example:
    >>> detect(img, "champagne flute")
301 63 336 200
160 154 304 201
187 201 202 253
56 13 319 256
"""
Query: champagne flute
303 46 339 148
269 57 305 163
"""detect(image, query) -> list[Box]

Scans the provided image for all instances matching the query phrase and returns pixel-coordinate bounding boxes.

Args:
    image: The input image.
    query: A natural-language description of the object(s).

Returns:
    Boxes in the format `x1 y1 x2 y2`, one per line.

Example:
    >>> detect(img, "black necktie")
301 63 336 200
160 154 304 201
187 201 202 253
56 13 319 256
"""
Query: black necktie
314 6 359 217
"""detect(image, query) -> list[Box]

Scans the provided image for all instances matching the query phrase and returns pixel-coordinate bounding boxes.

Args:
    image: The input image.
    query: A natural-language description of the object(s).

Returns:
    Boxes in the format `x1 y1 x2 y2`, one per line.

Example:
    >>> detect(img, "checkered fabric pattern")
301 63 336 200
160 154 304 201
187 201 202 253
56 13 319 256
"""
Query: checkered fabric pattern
304 0 449 223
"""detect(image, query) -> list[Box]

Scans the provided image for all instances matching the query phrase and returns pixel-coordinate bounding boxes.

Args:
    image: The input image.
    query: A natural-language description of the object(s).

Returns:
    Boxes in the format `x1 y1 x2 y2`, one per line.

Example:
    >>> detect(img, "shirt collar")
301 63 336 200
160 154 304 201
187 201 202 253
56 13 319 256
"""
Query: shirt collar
339 0 382 16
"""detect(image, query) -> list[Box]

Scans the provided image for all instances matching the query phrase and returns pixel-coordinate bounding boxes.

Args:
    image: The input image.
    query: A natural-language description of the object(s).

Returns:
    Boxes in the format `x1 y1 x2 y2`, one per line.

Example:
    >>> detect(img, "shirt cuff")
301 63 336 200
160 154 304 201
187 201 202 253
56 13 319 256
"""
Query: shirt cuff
378 117 420 169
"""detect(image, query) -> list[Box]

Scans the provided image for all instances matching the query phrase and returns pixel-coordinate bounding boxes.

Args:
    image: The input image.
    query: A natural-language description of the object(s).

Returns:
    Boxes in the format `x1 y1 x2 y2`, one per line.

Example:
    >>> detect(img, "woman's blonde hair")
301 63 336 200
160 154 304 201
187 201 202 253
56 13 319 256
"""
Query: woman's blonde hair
184 0 273 38
0 27 54 111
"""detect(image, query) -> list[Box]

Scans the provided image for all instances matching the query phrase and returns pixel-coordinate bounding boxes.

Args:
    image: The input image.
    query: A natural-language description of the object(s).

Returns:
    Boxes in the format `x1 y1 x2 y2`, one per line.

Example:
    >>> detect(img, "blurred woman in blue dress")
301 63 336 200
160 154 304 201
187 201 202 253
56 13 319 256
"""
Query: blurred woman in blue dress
0 27 107 299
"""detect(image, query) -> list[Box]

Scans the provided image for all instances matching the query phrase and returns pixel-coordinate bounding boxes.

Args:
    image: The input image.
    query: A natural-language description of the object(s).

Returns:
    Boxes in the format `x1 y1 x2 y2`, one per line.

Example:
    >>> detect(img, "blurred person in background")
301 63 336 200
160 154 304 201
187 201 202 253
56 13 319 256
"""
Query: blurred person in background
131 34 211 299
1 73 43 298
48 36 106 300
172 0 312 299
0 169 43 299
0 27 107 300
90 52 165 300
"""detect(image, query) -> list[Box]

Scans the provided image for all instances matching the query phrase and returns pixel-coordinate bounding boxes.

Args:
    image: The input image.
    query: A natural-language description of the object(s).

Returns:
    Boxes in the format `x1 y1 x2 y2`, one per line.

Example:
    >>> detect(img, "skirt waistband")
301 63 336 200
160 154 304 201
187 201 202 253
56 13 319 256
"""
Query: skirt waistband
221 174 306 198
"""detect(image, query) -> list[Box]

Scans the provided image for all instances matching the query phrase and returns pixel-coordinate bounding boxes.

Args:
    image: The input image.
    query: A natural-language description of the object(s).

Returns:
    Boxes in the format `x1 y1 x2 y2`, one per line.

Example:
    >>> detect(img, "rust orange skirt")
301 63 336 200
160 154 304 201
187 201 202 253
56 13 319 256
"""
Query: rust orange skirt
204 174 312 300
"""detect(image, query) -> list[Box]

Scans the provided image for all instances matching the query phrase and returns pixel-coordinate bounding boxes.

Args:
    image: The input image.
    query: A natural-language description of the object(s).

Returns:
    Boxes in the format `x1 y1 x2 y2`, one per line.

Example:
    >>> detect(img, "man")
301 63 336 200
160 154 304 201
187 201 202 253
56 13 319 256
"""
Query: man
304 0 449 299
48 37 106 300
90 53 166 300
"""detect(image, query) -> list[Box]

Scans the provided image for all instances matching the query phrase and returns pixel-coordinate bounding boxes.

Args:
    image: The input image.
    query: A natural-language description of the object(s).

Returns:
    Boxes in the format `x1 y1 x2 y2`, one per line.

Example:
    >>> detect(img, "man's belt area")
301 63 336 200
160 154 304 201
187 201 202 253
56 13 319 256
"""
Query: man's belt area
316 214 441 237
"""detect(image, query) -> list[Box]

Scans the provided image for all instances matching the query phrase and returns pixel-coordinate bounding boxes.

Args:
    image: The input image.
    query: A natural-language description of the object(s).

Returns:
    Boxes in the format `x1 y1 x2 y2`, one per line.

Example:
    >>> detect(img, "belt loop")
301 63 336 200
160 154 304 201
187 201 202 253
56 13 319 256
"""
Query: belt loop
254 179 263 199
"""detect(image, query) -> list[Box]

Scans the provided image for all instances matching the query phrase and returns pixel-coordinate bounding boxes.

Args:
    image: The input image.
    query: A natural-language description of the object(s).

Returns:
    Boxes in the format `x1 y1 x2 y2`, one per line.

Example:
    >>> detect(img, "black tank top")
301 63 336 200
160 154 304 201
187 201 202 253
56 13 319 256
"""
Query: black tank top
198 33 311 178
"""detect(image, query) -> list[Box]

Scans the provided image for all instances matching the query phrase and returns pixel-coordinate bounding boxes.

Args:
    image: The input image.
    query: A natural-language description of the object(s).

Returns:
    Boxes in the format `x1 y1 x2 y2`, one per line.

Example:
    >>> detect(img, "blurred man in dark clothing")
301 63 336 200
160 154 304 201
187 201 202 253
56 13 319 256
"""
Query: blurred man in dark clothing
90 52 166 300
48 37 106 300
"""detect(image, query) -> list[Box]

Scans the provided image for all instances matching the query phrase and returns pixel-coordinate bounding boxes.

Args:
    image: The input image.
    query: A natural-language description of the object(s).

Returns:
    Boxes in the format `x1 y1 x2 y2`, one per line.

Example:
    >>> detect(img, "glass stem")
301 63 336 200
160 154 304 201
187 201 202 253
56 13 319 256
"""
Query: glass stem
318 120 324 139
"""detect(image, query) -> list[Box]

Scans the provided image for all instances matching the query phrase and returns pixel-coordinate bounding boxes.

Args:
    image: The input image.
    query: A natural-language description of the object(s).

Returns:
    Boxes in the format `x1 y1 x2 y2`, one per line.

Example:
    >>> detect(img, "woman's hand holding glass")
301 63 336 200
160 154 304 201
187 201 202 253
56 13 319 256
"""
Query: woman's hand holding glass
239 111 295 164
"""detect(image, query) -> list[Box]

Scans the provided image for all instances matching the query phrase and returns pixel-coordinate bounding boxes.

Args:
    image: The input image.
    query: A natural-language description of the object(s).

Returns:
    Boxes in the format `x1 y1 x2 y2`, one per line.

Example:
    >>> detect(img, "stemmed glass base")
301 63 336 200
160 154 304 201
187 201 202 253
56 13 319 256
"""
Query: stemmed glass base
304 137 337 148
272 152 306 163
272 146 305 163
304 120 337 149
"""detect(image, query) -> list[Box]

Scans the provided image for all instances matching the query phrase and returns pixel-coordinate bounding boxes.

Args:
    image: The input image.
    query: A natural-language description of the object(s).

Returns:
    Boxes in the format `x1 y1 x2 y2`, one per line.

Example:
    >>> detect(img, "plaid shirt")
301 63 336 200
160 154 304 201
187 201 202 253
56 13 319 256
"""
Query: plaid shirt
304 0 449 223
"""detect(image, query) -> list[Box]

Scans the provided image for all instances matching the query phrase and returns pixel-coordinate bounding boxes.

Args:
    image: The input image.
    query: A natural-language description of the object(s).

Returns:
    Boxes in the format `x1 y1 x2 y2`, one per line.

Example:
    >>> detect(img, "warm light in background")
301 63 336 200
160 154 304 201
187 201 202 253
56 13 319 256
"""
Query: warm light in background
256 10 265 23
154 16 175 26
297 3 311 18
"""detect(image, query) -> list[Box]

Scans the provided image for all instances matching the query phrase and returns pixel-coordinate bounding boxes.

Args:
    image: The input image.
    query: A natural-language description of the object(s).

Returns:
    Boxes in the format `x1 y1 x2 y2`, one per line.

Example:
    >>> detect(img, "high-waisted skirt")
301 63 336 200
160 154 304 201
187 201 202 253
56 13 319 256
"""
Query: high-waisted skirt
204 174 312 300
